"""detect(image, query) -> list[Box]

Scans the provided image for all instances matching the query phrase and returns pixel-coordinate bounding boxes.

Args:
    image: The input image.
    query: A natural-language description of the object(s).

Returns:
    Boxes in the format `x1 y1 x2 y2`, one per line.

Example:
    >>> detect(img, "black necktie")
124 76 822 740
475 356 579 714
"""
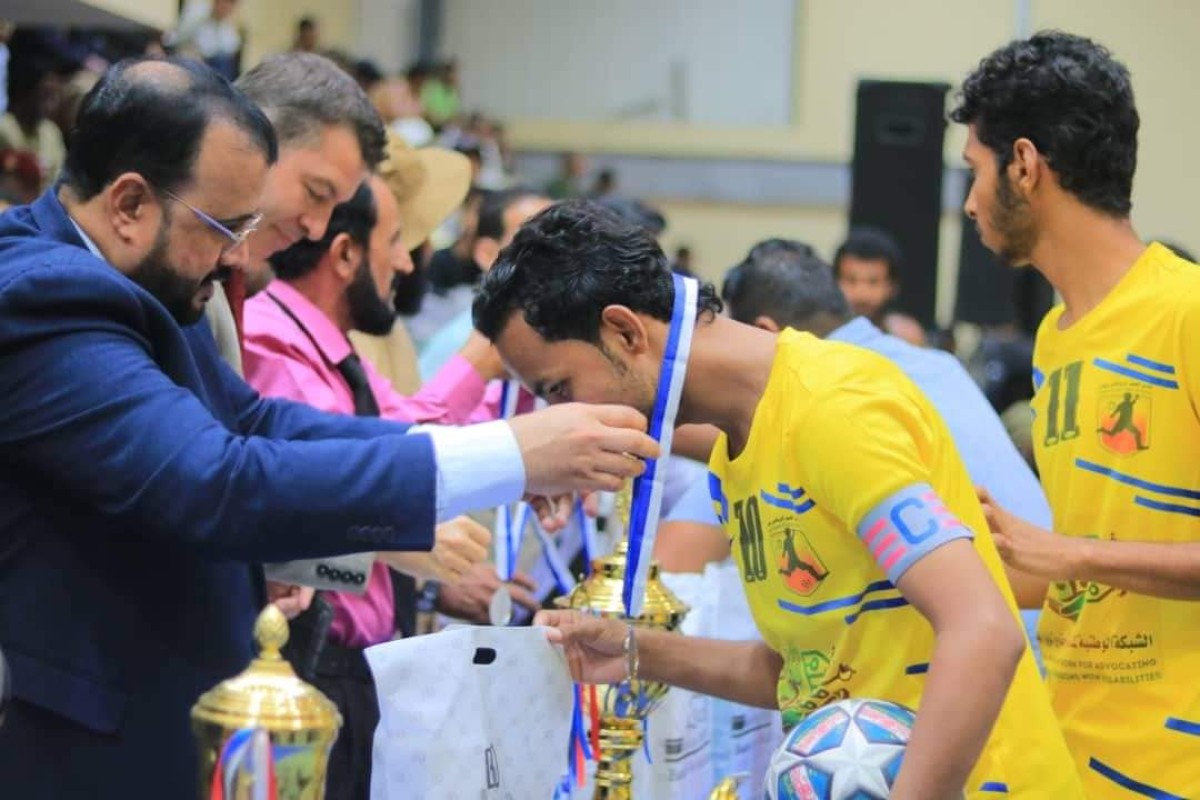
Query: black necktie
336 352 381 417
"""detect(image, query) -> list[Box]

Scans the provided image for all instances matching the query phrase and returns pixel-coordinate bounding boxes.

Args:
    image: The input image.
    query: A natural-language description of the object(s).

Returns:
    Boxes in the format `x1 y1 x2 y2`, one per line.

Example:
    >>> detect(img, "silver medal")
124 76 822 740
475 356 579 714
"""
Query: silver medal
488 585 513 626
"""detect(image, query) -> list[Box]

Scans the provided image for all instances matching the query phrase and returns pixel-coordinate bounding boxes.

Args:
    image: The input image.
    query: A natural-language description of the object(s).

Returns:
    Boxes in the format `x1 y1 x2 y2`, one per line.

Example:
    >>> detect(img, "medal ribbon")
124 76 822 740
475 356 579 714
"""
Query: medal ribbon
493 379 531 582
621 275 698 616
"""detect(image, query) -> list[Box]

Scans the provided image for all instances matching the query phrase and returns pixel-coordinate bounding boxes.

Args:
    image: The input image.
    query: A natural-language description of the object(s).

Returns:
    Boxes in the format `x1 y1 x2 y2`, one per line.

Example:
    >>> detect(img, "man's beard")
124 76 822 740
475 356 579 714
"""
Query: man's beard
127 219 222 326
346 254 398 336
392 252 428 318
991 172 1038 267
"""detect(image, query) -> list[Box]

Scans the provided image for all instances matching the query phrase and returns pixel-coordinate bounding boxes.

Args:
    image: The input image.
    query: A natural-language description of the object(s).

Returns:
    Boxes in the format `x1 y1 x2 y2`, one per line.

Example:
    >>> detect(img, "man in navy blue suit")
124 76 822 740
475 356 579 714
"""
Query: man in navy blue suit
0 58 656 797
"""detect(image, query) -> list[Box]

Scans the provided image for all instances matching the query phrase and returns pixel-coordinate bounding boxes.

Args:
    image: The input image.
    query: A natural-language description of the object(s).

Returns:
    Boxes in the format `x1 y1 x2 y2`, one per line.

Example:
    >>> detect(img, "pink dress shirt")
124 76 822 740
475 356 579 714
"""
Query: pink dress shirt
243 280 488 647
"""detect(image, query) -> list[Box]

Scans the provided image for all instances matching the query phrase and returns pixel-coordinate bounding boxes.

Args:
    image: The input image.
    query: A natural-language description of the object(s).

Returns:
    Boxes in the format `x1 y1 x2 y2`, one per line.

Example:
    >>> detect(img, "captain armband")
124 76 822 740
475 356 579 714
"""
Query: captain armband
856 483 974 583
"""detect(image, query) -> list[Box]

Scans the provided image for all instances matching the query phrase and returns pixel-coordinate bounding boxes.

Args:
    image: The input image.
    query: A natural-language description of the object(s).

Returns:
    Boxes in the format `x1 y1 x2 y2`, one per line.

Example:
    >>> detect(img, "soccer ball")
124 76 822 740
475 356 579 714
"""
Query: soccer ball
764 699 914 800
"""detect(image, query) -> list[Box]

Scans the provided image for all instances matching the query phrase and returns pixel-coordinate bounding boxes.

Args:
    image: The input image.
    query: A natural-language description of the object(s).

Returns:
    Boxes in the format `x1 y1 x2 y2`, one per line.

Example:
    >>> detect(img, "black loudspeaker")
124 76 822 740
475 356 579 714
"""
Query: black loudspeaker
954 178 1055 335
849 80 950 328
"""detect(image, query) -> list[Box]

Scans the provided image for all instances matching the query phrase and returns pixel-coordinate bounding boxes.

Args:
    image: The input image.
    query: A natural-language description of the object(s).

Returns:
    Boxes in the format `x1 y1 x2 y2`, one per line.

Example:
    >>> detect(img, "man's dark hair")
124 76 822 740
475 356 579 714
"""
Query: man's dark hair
950 31 1138 216
832 226 903 282
473 199 722 343
270 180 376 280
594 196 667 238
237 52 386 168
298 17 317 33
61 57 277 201
723 239 849 332
476 187 545 242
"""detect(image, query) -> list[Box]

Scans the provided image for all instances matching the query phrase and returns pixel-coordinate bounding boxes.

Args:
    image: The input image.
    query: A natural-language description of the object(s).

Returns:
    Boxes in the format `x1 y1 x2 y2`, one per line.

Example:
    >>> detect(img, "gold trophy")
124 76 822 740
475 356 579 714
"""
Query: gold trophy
191 605 342 799
557 484 689 799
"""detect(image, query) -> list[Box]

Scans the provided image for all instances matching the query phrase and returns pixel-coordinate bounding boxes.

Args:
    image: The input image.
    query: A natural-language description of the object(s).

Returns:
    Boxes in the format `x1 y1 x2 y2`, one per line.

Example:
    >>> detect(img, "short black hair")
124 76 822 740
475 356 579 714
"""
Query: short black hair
723 239 849 330
950 30 1138 217
237 52 386 169
62 57 277 201
832 226 903 283
593 196 667 237
476 187 545 242
473 199 722 343
270 179 376 280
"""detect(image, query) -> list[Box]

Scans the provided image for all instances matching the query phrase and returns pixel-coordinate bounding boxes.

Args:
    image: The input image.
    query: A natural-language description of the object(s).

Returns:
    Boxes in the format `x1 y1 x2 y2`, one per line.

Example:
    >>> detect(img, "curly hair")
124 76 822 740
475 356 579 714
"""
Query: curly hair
473 199 722 343
950 31 1138 216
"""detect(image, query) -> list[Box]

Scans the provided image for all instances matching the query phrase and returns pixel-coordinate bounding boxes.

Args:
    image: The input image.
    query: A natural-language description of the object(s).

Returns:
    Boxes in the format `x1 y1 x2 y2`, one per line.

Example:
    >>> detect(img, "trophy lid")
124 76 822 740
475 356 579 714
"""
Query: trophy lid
191 605 341 734
559 539 689 627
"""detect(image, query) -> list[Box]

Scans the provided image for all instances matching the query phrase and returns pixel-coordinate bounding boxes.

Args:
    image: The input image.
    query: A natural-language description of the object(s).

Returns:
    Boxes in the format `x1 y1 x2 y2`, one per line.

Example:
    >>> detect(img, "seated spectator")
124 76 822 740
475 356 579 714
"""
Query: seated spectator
833 225 927 346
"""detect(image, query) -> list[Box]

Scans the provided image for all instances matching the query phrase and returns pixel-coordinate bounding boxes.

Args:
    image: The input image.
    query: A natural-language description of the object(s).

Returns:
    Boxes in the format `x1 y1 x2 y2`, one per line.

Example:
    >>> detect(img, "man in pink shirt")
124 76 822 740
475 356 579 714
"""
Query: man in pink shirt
243 149 534 799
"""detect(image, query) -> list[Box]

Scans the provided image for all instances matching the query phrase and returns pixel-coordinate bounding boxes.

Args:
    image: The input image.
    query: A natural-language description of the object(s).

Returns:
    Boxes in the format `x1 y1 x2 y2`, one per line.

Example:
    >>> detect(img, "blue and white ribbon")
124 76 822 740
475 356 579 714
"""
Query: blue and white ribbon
494 379 531 583
576 499 597 577
533 516 576 594
622 275 698 617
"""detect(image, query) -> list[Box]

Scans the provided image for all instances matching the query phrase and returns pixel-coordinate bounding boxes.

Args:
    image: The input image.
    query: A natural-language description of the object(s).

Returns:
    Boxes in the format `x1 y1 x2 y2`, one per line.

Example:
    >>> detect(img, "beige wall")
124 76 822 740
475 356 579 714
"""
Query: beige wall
239 0 361 69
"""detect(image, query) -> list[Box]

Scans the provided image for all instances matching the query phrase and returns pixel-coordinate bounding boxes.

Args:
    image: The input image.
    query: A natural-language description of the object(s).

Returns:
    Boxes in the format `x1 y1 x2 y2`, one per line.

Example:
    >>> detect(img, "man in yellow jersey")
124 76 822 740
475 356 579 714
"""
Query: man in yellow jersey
953 31 1200 799
472 200 1083 799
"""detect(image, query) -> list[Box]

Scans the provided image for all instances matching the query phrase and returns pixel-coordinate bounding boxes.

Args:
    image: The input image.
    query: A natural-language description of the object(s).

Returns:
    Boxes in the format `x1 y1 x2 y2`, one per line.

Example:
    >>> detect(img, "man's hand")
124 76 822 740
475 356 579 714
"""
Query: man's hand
266 581 315 620
534 609 629 685
508 404 659 496
437 564 540 623
380 516 490 582
979 487 1079 581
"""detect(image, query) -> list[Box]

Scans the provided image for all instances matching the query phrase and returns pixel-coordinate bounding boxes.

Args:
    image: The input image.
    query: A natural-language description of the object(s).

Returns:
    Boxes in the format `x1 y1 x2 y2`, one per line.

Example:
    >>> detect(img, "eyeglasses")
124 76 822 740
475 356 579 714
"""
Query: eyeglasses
159 188 263 253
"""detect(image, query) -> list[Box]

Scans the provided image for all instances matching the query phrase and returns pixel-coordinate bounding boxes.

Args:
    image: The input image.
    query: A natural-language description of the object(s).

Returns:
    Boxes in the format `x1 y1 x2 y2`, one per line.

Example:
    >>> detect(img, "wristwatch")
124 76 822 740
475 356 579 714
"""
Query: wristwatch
417 580 442 614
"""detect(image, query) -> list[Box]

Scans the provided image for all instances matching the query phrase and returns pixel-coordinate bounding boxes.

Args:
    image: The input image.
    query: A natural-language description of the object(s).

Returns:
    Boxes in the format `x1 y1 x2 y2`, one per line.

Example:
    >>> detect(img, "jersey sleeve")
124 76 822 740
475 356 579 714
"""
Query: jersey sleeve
799 389 973 583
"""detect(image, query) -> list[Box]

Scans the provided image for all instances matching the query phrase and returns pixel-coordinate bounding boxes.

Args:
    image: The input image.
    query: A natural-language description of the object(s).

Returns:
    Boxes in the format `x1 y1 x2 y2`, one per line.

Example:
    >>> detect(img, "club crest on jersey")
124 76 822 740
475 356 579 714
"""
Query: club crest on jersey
770 520 829 596
1097 385 1151 456
1048 579 1122 621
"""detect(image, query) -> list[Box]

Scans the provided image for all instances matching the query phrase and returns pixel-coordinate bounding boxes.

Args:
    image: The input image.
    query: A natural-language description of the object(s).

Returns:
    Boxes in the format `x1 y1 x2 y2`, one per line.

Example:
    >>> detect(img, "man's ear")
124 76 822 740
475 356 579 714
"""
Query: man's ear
753 315 781 333
328 233 360 282
473 237 501 272
107 173 159 245
1010 137 1044 195
599 304 650 355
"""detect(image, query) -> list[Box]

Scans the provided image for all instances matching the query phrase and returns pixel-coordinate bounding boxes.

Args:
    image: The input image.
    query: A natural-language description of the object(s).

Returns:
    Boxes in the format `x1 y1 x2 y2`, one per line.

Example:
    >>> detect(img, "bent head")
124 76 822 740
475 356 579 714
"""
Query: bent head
232 53 387 292
952 31 1138 266
472 200 722 415
61 58 276 325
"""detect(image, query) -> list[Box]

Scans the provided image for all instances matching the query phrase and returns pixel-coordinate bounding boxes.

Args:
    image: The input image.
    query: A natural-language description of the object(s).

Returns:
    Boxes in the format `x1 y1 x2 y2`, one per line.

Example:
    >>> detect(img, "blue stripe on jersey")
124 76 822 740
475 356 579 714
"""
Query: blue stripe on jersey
1032 367 1045 391
1093 358 1180 389
776 580 894 617
1135 496 1200 518
904 662 929 675
776 483 806 499
707 473 729 522
1126 353 1176 374
759 491 816 515
1165 717 1200 737
978 782 1009 793
1075 459 1200 500
1089 758 1185 799
844 596 910 625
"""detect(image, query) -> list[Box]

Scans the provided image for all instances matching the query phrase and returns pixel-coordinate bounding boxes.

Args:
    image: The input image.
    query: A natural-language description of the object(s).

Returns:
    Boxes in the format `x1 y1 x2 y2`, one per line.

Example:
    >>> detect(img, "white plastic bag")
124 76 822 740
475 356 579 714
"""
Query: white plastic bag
706 561 783 799
632 572 715 799
366 626 573 799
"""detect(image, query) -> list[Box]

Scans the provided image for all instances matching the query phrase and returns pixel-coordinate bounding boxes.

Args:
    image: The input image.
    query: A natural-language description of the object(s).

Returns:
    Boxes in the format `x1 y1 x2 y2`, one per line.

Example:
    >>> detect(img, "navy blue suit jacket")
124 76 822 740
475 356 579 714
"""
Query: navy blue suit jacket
0 191 438 797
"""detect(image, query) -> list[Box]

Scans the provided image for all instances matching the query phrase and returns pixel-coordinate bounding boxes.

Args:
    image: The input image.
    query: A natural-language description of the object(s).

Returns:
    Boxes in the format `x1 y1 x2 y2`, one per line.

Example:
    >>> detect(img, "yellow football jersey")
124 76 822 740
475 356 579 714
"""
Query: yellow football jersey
1031 242 1200 799
708 330 1082 798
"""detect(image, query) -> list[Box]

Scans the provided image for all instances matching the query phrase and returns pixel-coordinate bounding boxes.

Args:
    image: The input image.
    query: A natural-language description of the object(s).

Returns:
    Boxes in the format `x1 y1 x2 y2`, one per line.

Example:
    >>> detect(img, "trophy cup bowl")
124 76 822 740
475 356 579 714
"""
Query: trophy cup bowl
191 605 342 799
557 535 689 800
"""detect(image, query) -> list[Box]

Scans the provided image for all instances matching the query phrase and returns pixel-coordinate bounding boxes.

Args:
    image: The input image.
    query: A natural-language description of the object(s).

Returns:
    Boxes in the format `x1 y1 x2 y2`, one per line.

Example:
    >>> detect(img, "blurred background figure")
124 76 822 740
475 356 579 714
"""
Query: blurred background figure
168 0 243 80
